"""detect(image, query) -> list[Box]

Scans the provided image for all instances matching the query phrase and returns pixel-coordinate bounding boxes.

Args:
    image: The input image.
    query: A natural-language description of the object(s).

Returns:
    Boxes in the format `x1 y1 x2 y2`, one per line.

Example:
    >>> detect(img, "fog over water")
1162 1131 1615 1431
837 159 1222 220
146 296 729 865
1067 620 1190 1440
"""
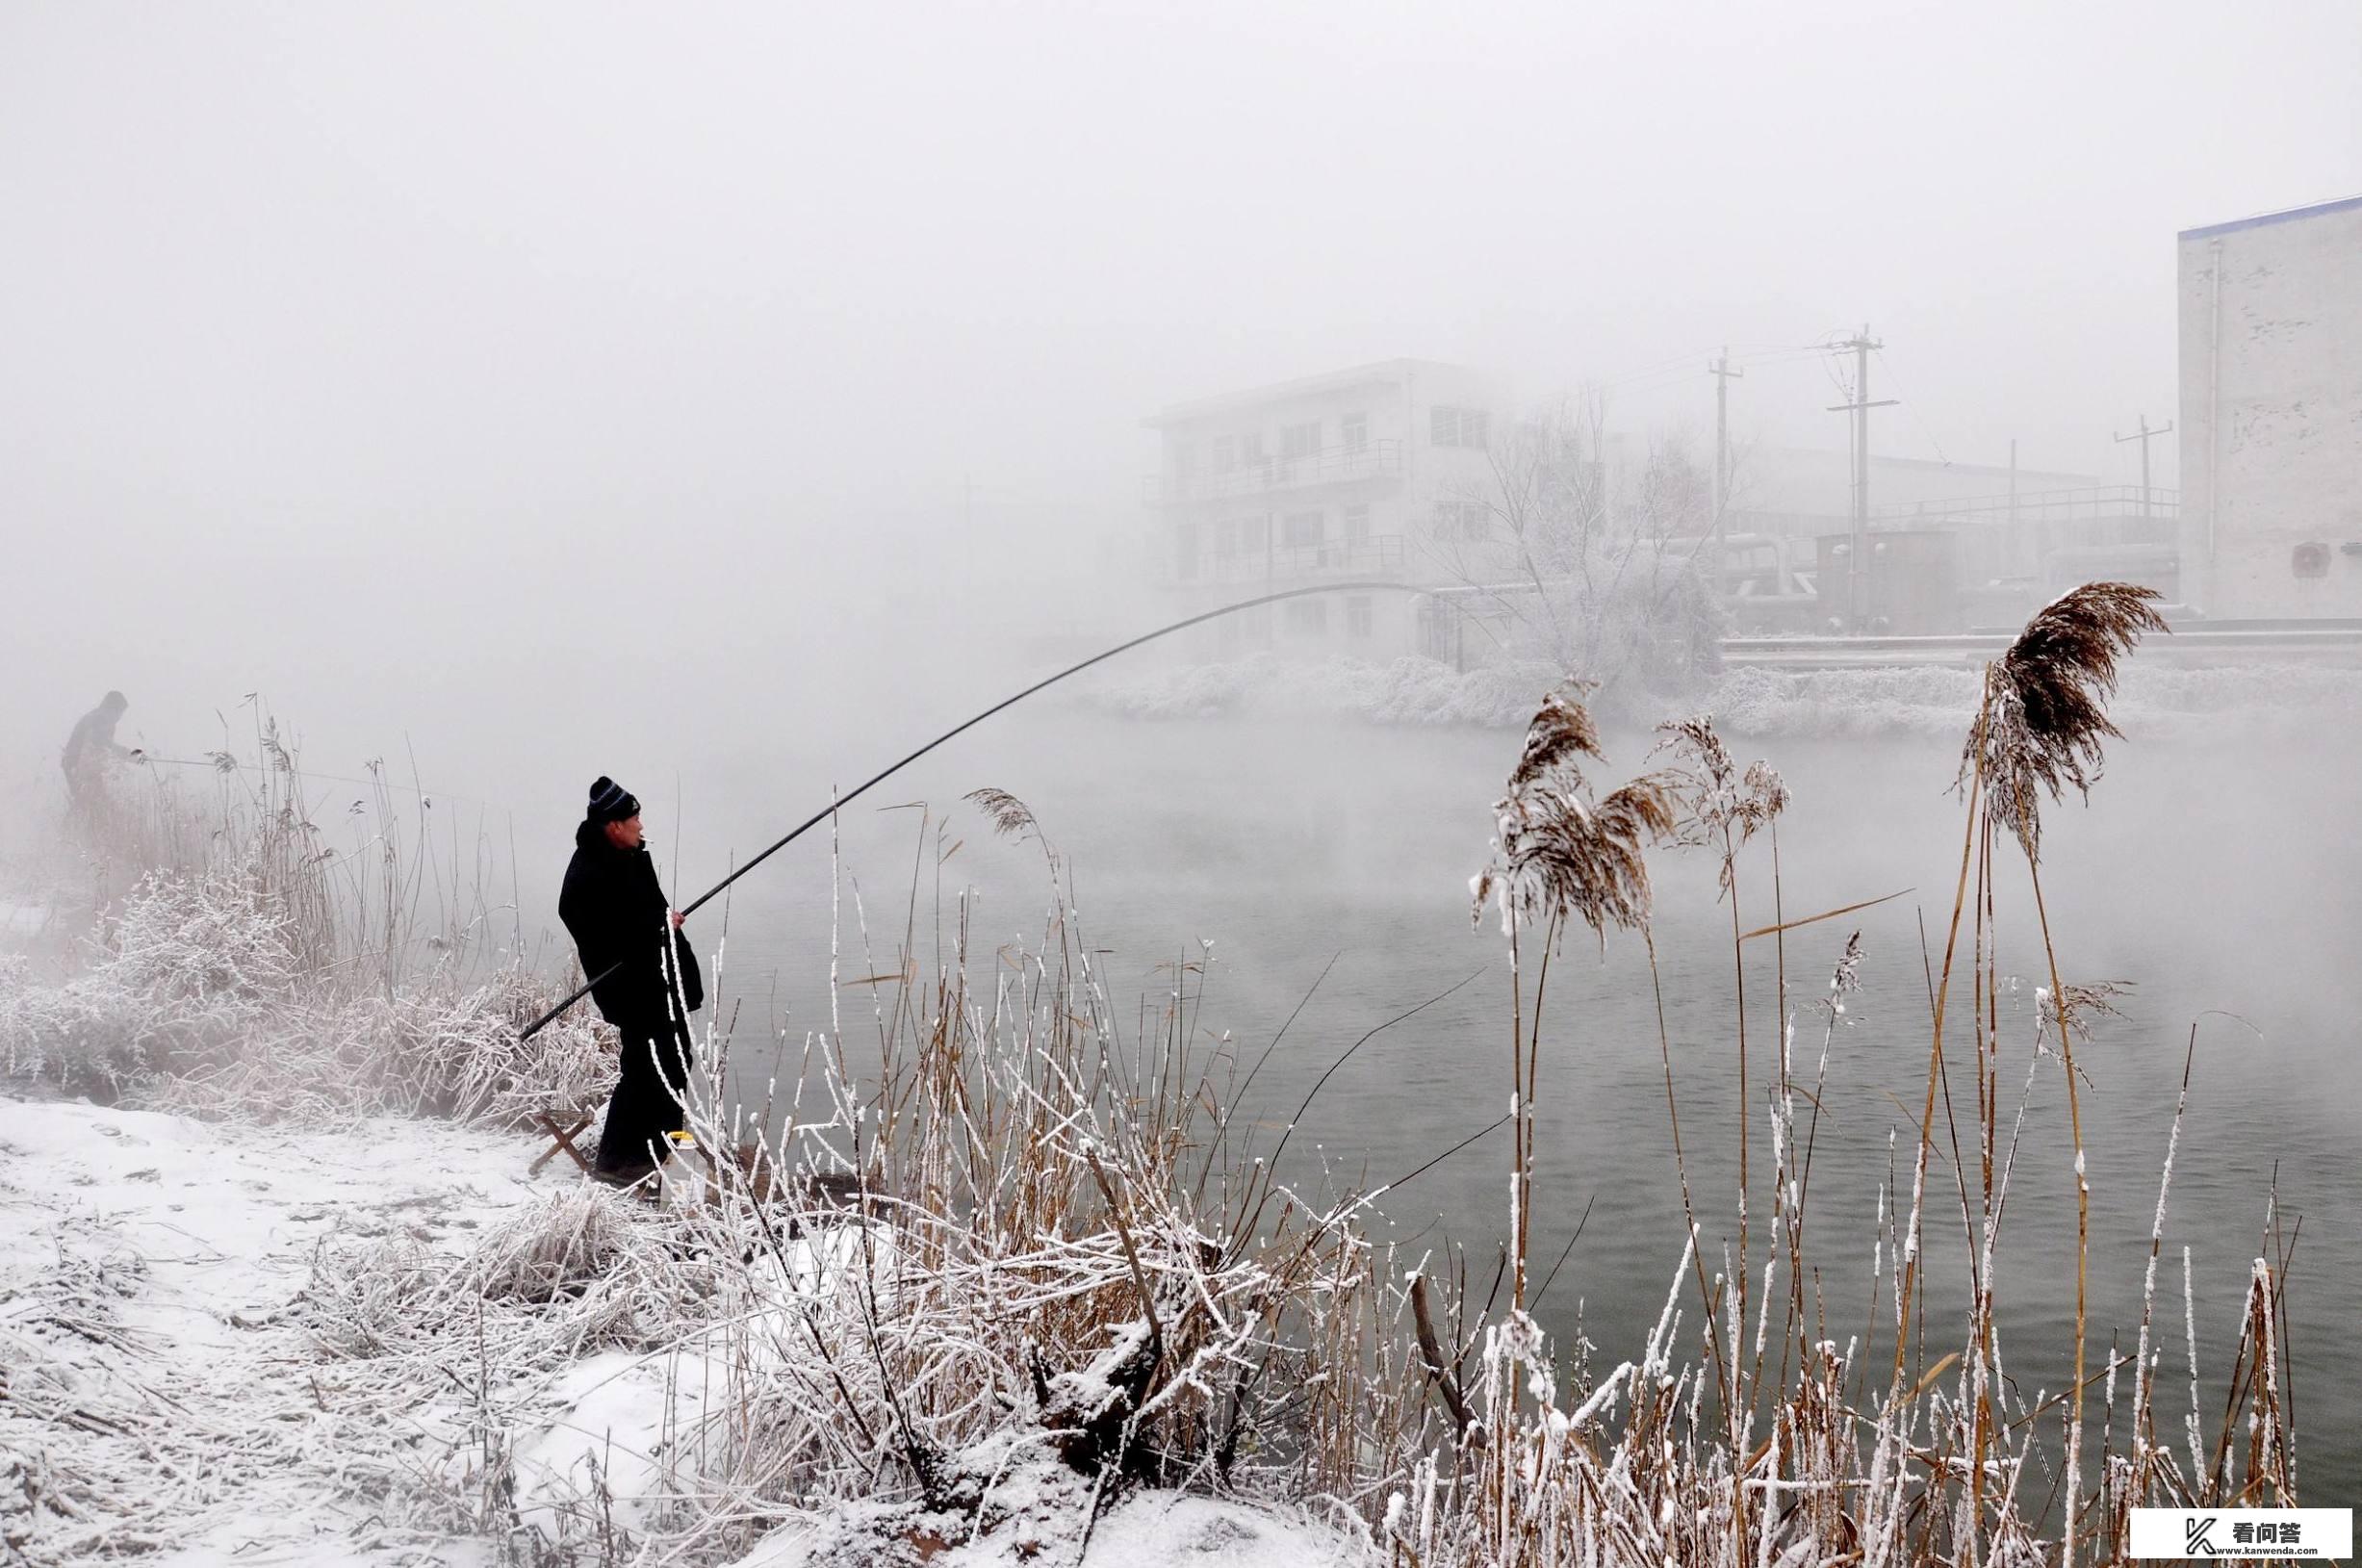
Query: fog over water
616 712 2360 1493
7 0 2361 1504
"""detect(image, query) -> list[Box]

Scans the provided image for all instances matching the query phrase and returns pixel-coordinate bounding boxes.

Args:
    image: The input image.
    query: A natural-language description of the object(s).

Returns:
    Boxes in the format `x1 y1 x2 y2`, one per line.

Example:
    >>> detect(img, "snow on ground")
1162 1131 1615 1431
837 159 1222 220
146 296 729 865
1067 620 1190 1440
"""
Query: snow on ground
0 1094 1370 1568
721 1485 1360 1568
0 1092 540 1565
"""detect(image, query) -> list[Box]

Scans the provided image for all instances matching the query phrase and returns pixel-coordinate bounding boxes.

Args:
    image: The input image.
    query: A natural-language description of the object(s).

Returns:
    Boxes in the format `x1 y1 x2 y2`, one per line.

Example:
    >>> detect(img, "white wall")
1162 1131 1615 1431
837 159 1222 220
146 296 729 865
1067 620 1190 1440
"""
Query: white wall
2178 197 2362 618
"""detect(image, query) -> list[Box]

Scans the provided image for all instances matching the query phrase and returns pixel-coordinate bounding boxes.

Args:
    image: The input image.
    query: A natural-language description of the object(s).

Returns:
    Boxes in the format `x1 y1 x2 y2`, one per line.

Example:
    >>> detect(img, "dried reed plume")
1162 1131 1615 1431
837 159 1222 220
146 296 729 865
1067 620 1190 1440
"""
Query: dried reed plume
963 786 1039 839
1504 685 1604 797
1824 927 1864 1013
1656 714 1788 890
2049 977 2133 1040
1964 581 2167 860
1474 689 1675 938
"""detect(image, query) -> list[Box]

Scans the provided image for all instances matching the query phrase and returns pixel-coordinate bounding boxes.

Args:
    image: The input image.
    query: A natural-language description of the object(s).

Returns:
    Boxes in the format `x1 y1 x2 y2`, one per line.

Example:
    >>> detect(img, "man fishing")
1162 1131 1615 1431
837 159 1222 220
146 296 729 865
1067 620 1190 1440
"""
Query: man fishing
558 776 704 1186
62 690 134 815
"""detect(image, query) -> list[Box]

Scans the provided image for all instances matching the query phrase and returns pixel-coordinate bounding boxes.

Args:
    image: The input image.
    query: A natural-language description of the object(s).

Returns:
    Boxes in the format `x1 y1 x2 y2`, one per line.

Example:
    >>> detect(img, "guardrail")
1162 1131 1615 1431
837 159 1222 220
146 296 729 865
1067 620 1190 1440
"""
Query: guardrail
1722 625 2362 669
1871 484 2181 527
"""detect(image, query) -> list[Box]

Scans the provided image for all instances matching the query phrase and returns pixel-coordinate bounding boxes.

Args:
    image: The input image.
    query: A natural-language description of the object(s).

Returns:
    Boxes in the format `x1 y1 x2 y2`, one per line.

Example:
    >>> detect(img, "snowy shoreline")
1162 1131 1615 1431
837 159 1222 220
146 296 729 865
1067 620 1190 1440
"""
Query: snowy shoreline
1076 652 2362 741
0 1094 1364 1568
2 1094 537 1565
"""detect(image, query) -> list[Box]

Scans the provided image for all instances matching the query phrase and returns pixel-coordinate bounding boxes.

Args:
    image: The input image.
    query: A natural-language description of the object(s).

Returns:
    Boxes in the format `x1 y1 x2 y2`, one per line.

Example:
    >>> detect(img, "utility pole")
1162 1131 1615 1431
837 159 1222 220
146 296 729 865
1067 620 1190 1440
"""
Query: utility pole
1708 347 1744 545
2009 437 2021 575
2114 415 2173 519
1825 325 1898 629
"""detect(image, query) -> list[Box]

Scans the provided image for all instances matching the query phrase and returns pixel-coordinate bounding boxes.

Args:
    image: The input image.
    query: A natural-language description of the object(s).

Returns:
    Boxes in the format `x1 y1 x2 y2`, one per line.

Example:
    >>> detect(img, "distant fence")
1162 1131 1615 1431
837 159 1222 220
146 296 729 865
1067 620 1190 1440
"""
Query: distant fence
1721 623 2362 670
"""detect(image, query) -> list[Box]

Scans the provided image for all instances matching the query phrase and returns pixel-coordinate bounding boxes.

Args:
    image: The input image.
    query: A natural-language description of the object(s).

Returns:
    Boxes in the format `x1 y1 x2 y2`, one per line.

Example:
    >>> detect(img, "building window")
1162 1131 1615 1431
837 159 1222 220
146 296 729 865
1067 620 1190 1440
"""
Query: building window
1214 518 1238 557
1431 405 1489 449
1282 510 1325 549
1342 412 1368 452
1281 422 1321 459
1347 596 1374 638
1241 515 1269 554
1343 503 1371 546
1174 523 1199 580
1211 435 1238 474
1435 501 1490 542
1285 598 1328 636
1240 431 1267 466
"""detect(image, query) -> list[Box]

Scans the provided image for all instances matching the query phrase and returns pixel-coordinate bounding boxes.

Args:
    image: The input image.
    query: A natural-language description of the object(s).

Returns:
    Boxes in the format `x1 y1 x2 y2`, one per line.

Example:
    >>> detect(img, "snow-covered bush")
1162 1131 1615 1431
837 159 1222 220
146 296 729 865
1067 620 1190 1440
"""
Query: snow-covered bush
0 861 610 1123
0 867 296 1096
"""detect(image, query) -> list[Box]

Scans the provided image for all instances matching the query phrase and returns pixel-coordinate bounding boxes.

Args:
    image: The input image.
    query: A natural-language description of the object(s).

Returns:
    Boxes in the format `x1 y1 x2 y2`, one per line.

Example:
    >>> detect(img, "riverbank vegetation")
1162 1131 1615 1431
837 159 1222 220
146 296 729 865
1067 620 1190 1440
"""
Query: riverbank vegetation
2 712 604 1124
0 604 2306 1564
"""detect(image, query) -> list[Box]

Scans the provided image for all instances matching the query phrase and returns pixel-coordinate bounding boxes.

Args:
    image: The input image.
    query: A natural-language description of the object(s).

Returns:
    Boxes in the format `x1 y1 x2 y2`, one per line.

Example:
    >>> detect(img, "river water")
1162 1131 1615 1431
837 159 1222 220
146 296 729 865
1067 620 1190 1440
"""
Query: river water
657 707 2360 1494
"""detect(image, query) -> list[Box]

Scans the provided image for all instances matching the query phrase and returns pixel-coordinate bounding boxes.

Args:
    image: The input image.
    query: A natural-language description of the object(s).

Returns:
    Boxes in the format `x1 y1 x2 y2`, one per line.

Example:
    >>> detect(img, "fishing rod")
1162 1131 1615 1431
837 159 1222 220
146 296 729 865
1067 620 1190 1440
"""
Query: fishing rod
134 754 475 803
519 578 1427 1041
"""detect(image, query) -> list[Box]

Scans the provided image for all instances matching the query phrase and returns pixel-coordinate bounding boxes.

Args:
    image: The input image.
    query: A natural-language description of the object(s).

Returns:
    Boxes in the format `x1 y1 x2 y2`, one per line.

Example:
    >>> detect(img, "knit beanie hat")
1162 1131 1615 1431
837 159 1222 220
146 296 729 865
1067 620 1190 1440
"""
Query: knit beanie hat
586 775 641 824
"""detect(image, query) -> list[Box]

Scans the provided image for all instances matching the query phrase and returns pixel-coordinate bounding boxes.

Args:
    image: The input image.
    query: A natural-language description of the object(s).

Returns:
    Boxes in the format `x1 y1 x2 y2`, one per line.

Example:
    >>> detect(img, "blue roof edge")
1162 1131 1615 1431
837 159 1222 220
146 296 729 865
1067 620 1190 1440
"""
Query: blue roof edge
2179 193 2362 242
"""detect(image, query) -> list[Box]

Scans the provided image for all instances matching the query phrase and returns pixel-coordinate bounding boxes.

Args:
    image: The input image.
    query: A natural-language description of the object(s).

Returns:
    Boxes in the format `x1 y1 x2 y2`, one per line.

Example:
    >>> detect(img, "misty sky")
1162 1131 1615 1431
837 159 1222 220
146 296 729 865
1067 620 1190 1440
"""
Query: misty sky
5 2 2357 784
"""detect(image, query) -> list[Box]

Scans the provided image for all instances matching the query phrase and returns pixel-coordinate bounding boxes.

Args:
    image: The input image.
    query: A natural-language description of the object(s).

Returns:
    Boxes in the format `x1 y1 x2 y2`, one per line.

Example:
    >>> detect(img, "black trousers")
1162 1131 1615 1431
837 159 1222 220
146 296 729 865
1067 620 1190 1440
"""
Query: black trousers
595 1016 695 1174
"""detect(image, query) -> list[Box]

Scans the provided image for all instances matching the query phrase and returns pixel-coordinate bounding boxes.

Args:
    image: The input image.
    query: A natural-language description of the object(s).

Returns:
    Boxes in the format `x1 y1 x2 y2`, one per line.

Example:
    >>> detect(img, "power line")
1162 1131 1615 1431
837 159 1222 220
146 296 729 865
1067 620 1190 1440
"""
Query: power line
1527 334 1871 419
1872 347 1954 467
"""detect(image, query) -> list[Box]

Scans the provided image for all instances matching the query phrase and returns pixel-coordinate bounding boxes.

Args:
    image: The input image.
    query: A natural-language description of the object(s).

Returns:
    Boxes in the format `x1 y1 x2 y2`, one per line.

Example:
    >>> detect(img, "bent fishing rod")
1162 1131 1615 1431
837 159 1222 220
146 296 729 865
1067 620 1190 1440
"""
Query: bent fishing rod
134 754 479 804
519 579 1426 1041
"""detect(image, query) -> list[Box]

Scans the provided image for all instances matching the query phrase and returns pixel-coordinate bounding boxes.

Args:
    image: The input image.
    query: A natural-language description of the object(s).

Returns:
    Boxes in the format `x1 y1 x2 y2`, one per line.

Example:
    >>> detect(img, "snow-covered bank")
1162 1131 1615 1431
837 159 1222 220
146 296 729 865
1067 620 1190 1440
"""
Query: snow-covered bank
0 1094 533 1564
722 1483 1357 1568
0 807 1384 1568
1705 658 2362 741
1079 651 2362 739
0 1095 1371 1568
1079 654 1559 727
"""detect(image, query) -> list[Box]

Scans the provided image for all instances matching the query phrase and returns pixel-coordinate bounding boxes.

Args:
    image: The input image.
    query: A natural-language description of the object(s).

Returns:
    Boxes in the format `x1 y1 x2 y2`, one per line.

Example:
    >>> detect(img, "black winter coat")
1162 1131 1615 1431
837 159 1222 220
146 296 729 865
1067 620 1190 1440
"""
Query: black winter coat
557 820 705 1030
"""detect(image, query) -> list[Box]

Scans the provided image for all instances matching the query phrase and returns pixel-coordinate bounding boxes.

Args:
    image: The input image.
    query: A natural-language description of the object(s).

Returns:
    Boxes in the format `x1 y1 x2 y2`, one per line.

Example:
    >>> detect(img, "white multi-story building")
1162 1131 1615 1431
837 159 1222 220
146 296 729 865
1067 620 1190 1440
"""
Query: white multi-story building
2178 193 2362 618
1142 359 1502 657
